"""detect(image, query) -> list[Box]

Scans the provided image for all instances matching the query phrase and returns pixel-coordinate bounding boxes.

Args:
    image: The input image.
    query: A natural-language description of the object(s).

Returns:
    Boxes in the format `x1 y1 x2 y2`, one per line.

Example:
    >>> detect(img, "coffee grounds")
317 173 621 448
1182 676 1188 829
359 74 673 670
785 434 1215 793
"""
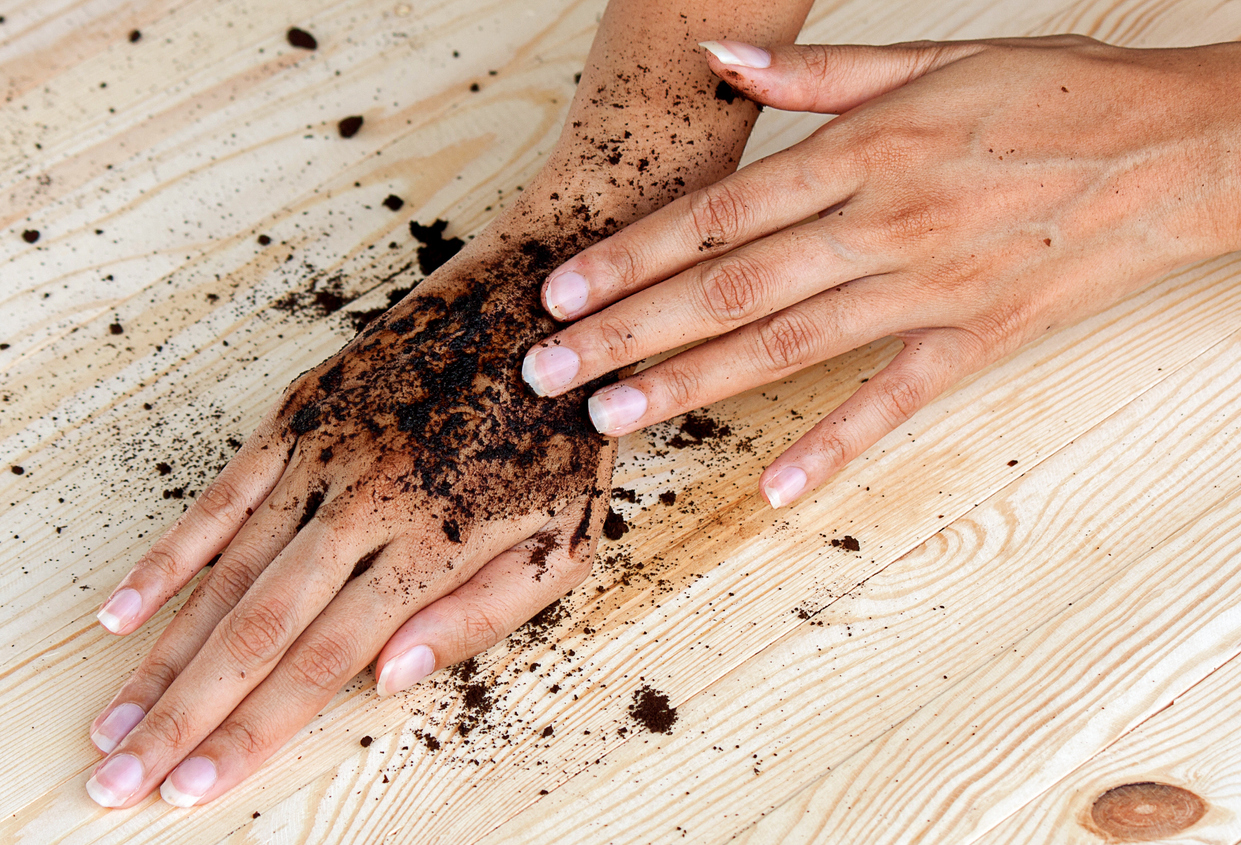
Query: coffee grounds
338 116 364 138
383 194 405 211
713 81 737 104
526 531 556 580
611 487 637 503
257 234 272 246
128 30 141 43
11 466 24 475
666 411 731 449
658 491 676 506
22 230 39 244
603 507 629 541
155 462 172 475
109 323 124 335
628 685 677 734
359 735 372 747
442 519 462 543
287 28 318 50
830 535 860 552
408 219 465 275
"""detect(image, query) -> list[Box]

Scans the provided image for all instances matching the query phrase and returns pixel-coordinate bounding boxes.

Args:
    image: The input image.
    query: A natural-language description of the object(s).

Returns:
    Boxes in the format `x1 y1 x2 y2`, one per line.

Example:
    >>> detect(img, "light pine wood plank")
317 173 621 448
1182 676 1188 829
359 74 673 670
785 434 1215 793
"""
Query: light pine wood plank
967 653 1241 845
5 0 1241 844
476 332 1241 844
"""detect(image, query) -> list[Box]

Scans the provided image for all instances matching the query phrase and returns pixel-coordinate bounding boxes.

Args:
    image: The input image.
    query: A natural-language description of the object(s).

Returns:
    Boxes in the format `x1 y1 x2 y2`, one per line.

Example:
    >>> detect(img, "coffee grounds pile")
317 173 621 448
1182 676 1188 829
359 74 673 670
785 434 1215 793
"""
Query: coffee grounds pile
666 411 731 449
408 219 465 275
628 685 677 734
602 507 629 541
830 535 860 552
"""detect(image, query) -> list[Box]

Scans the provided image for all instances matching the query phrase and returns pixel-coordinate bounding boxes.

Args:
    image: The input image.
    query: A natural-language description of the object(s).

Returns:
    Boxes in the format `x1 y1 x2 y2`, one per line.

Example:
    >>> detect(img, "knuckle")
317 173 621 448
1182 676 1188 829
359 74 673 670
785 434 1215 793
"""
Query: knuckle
696 260 766 326
591 237 643 292
657 363 702 410
287 633 355 695
687 182 752 250
462 607 505 652
558 552 593 587
595 314 642 365
221 599 295 667
754 311 820 373
216 718 264 757
203 561 258 610
196 476 247 527
136 544 183 584
812 432 852 472
875 372 929 422
137 651 182 693
141 706 194 749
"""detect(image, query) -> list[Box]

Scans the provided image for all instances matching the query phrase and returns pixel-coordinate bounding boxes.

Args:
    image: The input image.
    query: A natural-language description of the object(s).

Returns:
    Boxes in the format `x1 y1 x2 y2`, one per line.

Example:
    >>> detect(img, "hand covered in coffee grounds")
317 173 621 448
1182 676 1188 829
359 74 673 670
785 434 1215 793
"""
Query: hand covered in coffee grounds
83 230 615 809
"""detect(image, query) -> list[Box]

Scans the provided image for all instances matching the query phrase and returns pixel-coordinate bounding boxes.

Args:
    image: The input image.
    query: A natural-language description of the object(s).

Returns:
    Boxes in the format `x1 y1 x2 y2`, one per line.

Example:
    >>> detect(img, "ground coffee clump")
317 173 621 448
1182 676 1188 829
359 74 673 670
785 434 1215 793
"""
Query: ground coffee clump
338 116 364 138
22 230 39 244
287 28 318 50
383 194 405 211
603 507 629 540
408 219 466 275
629 685 677 734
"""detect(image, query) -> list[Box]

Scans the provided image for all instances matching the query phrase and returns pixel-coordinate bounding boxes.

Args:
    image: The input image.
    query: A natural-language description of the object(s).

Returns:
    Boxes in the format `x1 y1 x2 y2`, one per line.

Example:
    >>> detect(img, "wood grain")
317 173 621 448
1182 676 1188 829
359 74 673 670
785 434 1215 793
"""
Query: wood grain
5 0 1241 843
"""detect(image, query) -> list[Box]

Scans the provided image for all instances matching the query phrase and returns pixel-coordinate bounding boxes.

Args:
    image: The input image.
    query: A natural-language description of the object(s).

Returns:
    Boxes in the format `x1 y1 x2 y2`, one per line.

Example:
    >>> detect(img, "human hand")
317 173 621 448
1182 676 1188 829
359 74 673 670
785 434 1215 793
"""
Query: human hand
85 235 614 808
521 36 1241 508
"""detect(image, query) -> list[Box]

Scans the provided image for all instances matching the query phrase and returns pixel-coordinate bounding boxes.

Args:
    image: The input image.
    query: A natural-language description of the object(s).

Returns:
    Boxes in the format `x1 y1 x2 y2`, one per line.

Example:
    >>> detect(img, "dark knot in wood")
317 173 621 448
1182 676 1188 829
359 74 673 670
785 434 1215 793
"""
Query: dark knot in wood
1091 782 1206 841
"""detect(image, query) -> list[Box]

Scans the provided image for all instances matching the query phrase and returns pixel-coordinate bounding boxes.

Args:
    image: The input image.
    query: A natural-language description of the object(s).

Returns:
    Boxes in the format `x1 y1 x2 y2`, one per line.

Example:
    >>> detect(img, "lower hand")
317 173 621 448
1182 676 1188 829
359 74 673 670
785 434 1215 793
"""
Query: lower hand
86 240 613 808
521 35 1241 507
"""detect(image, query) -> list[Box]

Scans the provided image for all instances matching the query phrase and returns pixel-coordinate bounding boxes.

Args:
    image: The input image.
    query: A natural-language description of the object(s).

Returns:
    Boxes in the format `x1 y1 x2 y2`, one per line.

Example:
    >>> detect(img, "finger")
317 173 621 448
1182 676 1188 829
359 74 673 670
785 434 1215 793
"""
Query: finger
86 515 369 808
375 500 600 697
699 39 986 114
759 328 987 508
96 409 293 636
525 219 892 397
89 468 324 753
584 275 908 437
152 507 569 807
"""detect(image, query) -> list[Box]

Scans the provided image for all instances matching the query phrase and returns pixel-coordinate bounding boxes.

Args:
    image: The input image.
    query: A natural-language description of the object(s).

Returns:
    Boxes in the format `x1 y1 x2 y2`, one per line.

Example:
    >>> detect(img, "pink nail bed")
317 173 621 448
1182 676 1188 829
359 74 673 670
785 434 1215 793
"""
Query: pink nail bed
521 345 581 396
97 588 142 634
763 466 807 509
86 753 143 808
161 756 217 807
699 40 772 69
545 271 589 320
376 644 436 696
91 702 145 754
587 385 647 434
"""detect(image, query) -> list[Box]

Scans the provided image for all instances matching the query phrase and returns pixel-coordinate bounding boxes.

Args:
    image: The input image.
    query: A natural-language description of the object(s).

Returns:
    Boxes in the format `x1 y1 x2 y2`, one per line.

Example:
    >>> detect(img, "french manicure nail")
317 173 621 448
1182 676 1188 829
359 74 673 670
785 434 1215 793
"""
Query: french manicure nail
699 40 772 70
763 466 807 509
521 345 581 396
91 702 145 754
97 588 142 634
161 756 217 808
376 644 436 696
86 753 144 808
587 385 648 435
545 271 589 320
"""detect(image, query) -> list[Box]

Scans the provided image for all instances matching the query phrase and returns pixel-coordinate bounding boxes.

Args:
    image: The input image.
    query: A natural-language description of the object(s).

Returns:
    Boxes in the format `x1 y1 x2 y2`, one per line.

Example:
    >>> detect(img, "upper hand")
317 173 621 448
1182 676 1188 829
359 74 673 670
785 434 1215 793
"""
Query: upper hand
521 35 1241 507
85 243 614 808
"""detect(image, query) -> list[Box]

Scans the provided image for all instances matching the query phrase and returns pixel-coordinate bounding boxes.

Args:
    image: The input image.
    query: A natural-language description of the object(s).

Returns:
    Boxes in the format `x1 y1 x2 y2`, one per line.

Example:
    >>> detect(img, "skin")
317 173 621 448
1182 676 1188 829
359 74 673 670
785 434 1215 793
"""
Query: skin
86 0 813 809
524 36 1241 508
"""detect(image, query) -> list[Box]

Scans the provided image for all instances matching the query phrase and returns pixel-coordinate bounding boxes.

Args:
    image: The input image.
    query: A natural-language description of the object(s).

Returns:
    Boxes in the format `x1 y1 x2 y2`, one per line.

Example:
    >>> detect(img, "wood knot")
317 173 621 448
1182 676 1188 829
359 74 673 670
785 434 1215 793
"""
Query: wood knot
1091 782 1206 841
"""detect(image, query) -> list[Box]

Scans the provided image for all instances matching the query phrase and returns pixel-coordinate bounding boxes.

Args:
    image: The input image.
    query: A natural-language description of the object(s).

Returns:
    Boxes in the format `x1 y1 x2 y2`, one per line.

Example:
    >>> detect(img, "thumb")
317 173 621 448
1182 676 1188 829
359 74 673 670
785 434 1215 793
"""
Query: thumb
700 39 984 114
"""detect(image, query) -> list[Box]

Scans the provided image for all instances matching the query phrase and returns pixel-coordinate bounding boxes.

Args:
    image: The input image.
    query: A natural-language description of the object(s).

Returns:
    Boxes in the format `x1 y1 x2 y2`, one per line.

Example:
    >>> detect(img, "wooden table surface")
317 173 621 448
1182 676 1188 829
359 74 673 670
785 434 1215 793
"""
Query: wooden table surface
5 0 1241 843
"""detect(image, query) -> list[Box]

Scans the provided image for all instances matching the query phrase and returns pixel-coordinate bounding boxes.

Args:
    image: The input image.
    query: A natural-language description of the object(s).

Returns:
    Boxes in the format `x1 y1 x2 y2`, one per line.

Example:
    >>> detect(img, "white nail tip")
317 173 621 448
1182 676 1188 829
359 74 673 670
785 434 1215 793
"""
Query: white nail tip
86 776 125 808
521 353 548 397
699 41 741 65
90 729 119 754
376 661 395 697
764 487 786 509
96 608 124 634
160 779 202 808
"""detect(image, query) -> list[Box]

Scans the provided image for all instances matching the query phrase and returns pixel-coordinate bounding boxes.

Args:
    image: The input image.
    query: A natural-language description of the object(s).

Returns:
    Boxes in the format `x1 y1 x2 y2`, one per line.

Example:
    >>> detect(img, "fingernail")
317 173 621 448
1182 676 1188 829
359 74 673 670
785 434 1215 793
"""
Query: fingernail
587 385 648 435
86 753 143 808
376 644 436 696
763 466 807 509
97 588 142 634
91 703 145 754
699 40 771 69
545 271 589 320
161 756 217 808
522 345 581 396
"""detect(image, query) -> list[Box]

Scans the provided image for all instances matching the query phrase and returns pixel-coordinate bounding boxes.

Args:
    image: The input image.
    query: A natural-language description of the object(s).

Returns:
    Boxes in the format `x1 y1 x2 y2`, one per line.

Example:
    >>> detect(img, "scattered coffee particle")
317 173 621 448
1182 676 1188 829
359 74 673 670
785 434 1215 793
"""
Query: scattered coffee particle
469 82 481 92
257 234 272 245
658 491 676 506
1043 238 1052 246
714 80 737 104
667 411 731 448
382 194 405 211
11 466 24 475
573 72 581 84
359 735 373 747
525 531 556 580
603 507 629 541
1008 459 1019 466
287 27 318 50
539 788 549 795
162 487 185 499
338 115 364 138
442 519 462 543
408 219 466 275
155 462 172 475
628 685 677 734
109 323 124 335
382 774 389 783
1062 86 1069 92
252 811 260 819
22 230 39 244
128 29 142 42
611 487 638 503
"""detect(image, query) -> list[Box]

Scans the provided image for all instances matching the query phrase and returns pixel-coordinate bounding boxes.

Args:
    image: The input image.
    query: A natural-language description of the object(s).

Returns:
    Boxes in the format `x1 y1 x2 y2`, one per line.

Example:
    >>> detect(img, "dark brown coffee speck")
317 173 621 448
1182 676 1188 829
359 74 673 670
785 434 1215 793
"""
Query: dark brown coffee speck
11 466 24 475
442 519 462 543
22 230 39 244
359 735 372 747
408 219 466 275
383 194 405 211
603 507 629 541
714 80 738 104
287 28 318 50
128 30 142 43
338 115 364 138
257 234 272 246
109 323 124 335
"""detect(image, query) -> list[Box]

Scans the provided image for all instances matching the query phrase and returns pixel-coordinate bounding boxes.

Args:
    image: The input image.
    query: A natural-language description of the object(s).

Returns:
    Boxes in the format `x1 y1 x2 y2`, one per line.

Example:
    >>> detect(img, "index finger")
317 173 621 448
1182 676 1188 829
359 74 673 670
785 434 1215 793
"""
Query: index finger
539 138 860 322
